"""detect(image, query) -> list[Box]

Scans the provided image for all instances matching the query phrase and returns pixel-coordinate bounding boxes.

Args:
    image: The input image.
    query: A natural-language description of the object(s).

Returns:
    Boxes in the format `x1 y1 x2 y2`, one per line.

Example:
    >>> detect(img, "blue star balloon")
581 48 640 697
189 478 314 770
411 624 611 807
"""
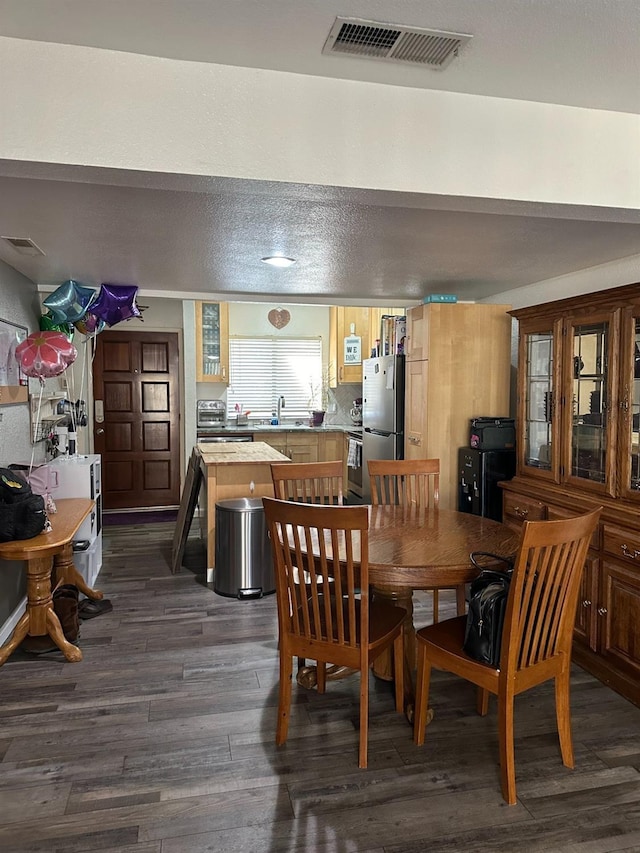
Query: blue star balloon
43 280 97 324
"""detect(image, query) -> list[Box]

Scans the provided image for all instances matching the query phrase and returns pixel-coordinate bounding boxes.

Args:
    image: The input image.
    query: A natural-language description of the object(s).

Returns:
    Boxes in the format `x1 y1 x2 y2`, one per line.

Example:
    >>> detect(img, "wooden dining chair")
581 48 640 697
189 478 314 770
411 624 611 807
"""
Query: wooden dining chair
271 460 344 506
271 460 345 675
263 497 405 768
413 506 601 805
367 457 459 622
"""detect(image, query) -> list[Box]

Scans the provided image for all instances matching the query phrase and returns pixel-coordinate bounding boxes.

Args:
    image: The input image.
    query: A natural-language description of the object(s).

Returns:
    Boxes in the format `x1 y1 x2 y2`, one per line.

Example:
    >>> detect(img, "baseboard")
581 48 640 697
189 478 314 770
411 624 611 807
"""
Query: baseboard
0 596 27 646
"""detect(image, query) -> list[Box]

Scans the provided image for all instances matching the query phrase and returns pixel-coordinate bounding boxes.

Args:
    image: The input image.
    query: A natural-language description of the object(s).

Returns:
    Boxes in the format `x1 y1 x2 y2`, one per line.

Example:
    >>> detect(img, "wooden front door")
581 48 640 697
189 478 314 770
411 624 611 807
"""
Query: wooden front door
93 331 181 510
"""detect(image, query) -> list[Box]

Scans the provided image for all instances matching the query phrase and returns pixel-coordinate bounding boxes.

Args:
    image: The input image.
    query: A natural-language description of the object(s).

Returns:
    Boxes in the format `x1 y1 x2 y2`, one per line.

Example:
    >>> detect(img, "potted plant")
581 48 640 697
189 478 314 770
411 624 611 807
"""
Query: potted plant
308 367 331 426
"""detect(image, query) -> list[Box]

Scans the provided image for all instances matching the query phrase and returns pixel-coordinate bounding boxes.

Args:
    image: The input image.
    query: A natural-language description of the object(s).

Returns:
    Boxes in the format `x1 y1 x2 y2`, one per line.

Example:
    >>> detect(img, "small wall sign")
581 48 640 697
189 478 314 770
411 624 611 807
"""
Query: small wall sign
344 334 362 365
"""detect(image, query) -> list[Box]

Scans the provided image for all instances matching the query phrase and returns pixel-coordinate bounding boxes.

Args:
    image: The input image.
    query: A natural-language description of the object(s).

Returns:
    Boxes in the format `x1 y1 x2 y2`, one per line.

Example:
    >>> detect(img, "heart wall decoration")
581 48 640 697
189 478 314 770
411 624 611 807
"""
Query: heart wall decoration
268 308 291 329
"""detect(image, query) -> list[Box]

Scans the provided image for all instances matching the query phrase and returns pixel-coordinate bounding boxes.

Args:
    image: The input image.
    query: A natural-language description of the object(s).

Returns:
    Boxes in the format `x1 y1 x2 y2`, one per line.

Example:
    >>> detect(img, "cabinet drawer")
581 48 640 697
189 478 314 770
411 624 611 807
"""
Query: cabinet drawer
547 504 600 550
503 492 546 525
603 523 640 566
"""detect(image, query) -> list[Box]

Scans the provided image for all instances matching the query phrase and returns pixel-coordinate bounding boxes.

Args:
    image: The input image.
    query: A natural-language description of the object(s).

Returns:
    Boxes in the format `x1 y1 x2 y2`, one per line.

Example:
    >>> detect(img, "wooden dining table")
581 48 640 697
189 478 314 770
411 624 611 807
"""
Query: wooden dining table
296 504 519 719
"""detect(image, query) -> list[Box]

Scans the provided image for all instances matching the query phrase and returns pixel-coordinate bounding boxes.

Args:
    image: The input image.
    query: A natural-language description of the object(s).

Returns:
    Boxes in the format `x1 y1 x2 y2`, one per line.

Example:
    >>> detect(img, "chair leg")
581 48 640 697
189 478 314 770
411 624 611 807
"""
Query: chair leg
497 688 517 805
317 661 327 694
359 666 369 769
456 584 467 616
413 640 432 746
392 631 404 714
555 668 575 768
477 687 490 716
297 656 306 673
276 651 293 747
432 589 439 624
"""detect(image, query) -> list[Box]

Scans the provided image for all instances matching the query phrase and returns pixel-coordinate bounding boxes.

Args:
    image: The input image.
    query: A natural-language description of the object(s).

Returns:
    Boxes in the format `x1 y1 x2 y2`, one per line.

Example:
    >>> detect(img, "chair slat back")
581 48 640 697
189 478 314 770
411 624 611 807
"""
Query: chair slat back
368 458 440 508
502 507 601 674
271 461 344 506
263 498 368 653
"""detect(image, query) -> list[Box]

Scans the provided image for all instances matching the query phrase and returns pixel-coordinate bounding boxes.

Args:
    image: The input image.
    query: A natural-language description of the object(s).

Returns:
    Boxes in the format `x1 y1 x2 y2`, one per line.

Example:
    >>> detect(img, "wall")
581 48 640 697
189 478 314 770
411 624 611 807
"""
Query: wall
0 260 41 635
1 37 638 214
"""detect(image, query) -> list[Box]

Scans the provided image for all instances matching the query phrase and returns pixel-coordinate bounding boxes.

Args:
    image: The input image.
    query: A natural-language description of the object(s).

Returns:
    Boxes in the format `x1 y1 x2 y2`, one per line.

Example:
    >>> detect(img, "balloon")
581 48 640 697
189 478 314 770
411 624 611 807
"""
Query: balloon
43 280 96 324
91 283 141 327
15 331 77 379
39 313 74 341
74 313 105 336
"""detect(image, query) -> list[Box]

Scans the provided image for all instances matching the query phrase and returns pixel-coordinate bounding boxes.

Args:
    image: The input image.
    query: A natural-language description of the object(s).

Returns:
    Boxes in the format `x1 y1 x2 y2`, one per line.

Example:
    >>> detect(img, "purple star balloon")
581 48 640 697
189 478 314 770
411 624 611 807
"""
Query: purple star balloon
91 284 141 327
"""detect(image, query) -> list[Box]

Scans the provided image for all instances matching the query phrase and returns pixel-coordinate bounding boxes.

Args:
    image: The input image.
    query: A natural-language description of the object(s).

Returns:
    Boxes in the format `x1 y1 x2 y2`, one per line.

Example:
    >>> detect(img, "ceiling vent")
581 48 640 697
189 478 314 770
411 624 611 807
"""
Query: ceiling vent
322 17 472 70
1 236 45 256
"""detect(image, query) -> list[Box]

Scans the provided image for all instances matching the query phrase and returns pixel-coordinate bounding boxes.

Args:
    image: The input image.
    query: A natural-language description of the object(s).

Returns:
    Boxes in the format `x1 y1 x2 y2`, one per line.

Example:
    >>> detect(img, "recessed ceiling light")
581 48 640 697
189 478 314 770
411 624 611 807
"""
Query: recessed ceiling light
261 256 296 268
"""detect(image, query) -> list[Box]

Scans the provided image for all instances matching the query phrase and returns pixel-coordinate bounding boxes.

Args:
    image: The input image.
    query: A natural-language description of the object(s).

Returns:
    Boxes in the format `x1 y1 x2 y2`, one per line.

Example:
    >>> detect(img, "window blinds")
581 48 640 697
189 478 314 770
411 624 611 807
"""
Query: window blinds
227 337 323 420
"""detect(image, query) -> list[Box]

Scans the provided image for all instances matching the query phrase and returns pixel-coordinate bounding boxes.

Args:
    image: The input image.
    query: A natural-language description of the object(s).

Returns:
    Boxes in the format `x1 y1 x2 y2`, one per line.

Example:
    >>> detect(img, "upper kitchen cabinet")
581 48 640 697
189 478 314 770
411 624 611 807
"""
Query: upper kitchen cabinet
404 302 512 510
329 307 370 385
329 306 407 385
195 301 229 383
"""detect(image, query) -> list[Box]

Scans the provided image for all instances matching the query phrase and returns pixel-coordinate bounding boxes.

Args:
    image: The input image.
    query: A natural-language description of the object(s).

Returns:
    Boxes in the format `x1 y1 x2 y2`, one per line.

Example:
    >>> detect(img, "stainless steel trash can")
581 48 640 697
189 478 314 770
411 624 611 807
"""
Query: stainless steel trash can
214 498 275 599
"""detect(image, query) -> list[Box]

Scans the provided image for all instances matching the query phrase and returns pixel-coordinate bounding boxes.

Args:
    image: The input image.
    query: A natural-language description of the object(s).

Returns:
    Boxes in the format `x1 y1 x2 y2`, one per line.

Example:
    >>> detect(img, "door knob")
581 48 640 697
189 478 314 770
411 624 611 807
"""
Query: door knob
97 428 105 435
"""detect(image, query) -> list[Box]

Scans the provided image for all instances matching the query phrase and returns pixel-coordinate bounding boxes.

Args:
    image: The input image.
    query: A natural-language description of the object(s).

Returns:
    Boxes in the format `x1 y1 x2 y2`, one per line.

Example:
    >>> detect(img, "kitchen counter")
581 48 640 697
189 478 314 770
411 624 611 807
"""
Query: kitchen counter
198 441 290 582
197 423 353 435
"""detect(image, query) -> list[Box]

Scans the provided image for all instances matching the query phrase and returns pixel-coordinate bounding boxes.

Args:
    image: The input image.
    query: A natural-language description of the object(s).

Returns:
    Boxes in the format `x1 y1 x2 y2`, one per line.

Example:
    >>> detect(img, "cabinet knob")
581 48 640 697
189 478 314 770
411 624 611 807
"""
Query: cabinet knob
514 506 529 518
597 607 608 616
582 599 591 607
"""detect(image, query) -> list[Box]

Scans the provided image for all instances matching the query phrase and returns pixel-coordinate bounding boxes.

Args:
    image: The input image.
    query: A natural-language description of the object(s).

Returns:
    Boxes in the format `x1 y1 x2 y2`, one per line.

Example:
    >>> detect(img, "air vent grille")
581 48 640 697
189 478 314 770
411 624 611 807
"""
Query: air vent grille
323 17 472 70
1 236 45 256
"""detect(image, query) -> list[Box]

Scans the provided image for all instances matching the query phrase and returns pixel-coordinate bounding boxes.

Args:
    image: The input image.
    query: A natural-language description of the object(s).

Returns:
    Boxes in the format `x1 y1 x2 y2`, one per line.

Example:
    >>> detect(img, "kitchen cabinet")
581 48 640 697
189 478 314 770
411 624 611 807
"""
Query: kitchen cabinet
255 429 346 470
404 302 512 510
329 307 370 385
195 301 229 383
329 307 408 385
257 431 319 463
501 281 640 707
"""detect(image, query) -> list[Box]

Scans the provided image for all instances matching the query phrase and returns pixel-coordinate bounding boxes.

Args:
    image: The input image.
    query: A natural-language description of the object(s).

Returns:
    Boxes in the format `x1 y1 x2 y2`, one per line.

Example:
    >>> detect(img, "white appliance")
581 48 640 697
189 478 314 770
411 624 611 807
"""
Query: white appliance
50 454 102 588
362 355 405 501
197 399 226 428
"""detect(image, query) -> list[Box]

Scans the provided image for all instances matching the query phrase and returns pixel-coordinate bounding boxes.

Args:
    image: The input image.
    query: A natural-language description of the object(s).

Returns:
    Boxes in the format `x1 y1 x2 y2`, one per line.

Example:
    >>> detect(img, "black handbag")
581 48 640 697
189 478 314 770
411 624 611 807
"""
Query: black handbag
463 552 515 668
0 468 47 543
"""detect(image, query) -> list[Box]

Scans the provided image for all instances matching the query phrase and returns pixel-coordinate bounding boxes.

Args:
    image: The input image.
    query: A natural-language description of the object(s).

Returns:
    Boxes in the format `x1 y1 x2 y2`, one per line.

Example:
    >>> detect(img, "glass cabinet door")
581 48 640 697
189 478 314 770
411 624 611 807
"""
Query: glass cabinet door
195 301 229 383
564 311 618 495
518 319 562 481
618 308 640 501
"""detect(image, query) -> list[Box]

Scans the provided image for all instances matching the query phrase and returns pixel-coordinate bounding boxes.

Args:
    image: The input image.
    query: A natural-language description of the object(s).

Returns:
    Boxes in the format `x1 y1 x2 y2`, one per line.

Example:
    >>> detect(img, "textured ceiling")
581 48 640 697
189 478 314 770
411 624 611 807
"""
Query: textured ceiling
0 0 639 304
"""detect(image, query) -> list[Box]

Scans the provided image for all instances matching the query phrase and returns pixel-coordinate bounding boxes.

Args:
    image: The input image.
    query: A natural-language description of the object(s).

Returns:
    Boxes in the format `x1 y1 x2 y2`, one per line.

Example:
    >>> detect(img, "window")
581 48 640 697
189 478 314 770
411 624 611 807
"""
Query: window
227 336 323 420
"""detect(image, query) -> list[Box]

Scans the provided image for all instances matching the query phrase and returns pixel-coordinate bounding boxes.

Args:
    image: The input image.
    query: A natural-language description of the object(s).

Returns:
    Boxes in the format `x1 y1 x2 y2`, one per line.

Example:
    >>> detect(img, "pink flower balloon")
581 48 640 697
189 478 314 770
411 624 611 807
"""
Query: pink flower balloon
15 331 77 379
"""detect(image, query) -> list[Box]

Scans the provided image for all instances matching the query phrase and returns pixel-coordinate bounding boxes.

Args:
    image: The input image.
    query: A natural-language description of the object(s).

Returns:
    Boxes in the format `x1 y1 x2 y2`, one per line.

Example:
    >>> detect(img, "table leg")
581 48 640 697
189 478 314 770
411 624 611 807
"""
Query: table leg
0 612 30 665
0 554 83 665
53 543 104 600
45 607 83 661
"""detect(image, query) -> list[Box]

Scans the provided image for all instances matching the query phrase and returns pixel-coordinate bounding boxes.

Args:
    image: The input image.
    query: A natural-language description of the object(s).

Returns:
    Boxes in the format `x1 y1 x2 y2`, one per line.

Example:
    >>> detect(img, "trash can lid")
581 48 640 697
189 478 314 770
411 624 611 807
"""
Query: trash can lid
215 497 265 512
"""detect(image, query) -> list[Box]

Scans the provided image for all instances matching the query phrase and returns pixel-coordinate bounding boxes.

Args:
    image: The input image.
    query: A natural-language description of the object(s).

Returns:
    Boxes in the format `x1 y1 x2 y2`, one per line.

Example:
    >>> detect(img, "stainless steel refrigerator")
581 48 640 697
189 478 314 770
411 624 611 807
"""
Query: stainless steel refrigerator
362 355 405 501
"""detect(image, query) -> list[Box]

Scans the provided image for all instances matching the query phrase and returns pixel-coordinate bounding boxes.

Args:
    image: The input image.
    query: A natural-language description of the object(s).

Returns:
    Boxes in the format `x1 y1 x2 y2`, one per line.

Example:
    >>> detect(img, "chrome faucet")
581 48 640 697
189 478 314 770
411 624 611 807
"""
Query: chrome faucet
277 395 285 423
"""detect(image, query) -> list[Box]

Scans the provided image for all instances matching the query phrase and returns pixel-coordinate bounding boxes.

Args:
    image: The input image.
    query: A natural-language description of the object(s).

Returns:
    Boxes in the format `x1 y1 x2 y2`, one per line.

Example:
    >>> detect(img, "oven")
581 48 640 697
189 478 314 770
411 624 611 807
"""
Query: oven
346 429 363 502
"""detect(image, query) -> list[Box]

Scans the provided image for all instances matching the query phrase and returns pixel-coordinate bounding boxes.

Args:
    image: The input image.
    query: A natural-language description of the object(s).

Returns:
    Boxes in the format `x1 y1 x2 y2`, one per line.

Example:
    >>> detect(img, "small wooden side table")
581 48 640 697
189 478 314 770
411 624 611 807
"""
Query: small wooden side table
0 498 103 665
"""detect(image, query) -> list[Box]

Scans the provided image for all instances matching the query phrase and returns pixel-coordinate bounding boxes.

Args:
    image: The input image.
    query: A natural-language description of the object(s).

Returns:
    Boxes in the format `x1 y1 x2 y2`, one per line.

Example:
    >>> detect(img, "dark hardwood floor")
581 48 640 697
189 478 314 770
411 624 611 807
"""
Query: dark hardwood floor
2 522 640 852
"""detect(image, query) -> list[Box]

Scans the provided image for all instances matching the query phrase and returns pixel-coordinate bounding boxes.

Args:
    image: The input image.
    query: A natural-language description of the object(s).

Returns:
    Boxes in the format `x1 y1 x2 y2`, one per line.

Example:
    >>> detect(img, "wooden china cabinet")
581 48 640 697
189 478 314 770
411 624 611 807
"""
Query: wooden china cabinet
502 282 640 707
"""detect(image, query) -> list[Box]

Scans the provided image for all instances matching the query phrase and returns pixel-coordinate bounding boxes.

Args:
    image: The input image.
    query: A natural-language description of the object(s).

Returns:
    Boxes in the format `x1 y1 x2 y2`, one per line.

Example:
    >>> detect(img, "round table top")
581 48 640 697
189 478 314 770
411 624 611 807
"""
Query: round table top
366 505 519 589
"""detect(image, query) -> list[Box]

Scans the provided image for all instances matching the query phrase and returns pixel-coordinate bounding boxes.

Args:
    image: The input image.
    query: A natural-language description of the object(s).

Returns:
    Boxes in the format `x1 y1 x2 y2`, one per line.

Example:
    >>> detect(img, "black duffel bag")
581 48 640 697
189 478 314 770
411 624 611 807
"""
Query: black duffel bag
463 552 515 668
0 468 47 543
